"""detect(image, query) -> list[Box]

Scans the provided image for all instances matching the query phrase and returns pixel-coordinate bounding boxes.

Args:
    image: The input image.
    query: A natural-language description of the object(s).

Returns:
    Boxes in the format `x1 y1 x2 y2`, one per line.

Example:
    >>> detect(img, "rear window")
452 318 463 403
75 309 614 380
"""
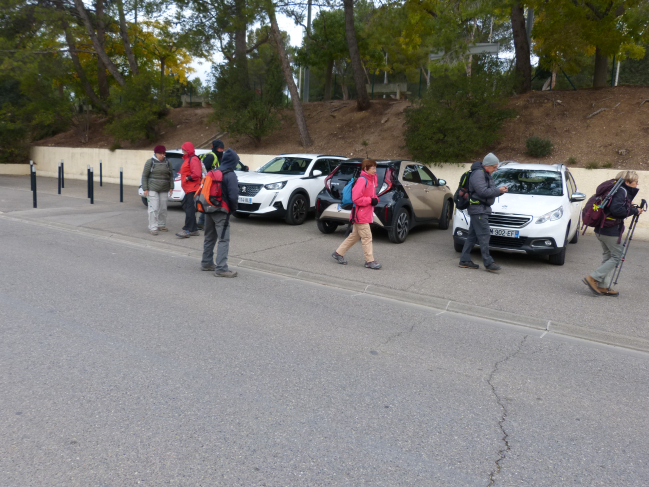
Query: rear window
329 163 387 199
166 155 184 175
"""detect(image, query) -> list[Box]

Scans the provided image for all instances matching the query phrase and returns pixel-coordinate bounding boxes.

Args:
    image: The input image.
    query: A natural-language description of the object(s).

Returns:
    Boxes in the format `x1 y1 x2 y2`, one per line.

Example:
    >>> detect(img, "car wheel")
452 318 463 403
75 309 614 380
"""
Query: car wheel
438 199 454 230
286 193 308 225
388 207 410 243
549 228 569 265
232 212 250 219
569 219 579 244
141 196 148 207
454 241 464 253
317 220 338 234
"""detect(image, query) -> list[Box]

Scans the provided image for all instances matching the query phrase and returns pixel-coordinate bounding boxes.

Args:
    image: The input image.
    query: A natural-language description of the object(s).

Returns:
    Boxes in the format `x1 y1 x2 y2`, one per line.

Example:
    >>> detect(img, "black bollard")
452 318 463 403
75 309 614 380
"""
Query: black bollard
32 166 37 208
61 160 65 188
119 167 123 202
58 163 61 194
30 160 34 191
87 165 91 198
100 160 103 187
90 167 94 204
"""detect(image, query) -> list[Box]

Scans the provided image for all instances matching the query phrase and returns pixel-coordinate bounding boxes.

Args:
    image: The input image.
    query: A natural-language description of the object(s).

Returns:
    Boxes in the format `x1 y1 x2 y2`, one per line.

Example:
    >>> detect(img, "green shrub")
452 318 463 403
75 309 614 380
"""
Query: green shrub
404 61 516 164
602 162 613 168
526 136 553 157
585 161 600 170
567 156 577 165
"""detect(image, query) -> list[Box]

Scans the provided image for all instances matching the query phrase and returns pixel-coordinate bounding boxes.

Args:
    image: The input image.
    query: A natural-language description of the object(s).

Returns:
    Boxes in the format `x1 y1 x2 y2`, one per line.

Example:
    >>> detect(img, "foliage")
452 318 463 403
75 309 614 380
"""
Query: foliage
405 60 515 164
526 136 554 157
567 156 577 165
585 161 600 169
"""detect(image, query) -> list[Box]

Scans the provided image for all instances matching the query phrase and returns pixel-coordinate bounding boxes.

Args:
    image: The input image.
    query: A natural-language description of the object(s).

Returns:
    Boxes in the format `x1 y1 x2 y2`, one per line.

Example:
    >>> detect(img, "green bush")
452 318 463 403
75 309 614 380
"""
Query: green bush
567 156 577 165
585 161 600 170
526 136 553 157
405 61 515 164
602 162 613 168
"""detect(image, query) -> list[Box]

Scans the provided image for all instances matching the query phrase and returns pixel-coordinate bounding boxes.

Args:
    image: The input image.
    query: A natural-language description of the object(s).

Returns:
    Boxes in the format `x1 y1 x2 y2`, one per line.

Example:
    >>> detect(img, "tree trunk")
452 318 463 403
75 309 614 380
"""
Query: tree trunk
343 0 370 111
234 0 250 89
593 47 608 87
160 58 165 107
267 4 312 147
116 0 139 75
323 58 334 101
72 0 126 86
511 2 531 93
95 0 110 100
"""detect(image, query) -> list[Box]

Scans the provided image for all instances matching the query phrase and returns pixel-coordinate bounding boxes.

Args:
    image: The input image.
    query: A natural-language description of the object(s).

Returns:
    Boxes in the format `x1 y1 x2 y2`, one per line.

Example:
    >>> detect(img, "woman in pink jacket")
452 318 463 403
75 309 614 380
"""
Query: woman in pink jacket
332 159 382 269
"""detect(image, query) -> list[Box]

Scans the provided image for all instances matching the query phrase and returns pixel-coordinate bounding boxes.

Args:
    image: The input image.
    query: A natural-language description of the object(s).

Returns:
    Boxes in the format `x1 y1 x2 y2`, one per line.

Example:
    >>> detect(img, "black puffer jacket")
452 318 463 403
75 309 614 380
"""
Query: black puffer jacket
218 149 240 213
598 182 639 237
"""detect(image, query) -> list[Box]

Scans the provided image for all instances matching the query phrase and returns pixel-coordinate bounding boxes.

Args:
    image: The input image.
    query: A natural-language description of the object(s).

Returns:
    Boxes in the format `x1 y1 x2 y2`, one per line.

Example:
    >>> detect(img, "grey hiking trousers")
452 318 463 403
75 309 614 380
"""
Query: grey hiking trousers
201 212 231 273
460 213 494 266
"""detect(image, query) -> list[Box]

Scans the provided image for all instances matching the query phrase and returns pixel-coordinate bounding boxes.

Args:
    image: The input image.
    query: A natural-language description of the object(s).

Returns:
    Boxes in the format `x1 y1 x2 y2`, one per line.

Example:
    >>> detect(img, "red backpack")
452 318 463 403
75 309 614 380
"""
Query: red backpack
194 168 232 213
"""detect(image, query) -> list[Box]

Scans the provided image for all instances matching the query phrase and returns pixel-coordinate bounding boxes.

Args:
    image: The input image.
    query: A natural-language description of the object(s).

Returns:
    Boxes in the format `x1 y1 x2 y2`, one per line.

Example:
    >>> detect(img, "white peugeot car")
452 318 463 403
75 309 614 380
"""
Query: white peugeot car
234 153 346 224
138 149 249 206
452 162 586 265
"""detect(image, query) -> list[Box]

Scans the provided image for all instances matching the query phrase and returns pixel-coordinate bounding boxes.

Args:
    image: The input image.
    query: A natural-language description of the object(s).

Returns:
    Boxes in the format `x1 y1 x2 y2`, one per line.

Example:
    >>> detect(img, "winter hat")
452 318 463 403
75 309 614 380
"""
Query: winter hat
482 152 499 167
212 139 225 150
153 145 166 154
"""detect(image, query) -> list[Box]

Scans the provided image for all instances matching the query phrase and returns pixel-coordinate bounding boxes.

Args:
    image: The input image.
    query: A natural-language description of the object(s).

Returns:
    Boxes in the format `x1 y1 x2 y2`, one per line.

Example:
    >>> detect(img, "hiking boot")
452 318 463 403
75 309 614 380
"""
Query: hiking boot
582 276 602 296
485 263 501 273
215 270 238 278
189 230 200 236
176 230 190 238
459 261 479 269
157 227 168 232
332 252 347 265
365 261 382 270
197 224 205 230
201 264 216 271
598 286 619 297
150 229 159 235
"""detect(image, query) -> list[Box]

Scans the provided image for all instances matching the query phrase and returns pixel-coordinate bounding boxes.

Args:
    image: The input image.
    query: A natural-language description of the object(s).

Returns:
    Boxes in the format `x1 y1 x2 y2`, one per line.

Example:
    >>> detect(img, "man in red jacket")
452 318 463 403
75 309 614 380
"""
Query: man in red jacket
176 141 202 238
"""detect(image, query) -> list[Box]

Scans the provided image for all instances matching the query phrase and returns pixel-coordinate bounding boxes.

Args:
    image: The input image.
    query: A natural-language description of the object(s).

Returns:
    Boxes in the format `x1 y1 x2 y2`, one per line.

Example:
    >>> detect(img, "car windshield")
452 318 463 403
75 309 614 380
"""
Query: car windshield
259 157 311 175
493 169 563 196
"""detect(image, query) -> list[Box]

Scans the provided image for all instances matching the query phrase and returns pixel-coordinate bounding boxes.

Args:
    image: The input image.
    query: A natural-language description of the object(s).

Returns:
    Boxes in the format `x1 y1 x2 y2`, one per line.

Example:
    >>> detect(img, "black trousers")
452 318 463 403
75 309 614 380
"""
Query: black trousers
182 192 197 232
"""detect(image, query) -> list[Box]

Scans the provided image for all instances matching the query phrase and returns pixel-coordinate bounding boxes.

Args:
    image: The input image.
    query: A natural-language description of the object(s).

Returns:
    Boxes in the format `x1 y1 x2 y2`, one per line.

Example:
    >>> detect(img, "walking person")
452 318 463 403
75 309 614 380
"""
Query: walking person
201 149 240 277
459 153 508 272
197 140 225 230
583 170 644 296
142 145 174 235
332 159 382 269
176 141 202 238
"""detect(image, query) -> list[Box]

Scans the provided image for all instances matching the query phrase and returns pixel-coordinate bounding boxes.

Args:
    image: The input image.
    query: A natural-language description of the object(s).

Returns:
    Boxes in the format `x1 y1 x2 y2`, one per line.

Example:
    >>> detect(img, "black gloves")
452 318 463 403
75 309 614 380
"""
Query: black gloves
185 176 193 182
371 198 379 206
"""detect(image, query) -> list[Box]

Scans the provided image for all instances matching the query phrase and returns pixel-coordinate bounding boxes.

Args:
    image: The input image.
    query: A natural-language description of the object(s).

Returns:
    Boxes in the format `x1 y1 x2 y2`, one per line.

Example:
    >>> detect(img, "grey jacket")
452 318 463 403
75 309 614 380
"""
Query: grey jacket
467 161 502 215
142 156 174 193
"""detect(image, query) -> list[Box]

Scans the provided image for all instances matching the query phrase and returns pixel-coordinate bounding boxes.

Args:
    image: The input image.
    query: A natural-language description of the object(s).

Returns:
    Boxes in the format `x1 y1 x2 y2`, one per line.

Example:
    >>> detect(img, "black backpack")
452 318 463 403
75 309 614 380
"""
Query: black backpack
454 167 489 210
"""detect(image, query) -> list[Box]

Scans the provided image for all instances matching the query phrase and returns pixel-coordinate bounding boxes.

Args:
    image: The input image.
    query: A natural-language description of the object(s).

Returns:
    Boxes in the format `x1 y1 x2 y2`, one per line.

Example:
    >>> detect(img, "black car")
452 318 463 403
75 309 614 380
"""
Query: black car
315 159 455 243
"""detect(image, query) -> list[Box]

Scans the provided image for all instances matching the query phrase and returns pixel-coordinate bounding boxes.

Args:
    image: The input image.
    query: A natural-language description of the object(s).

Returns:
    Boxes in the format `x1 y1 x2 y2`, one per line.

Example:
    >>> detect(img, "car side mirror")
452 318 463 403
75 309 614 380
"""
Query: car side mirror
312 170 323 177
438 179 446 186
242 165 249 172
571 192 586 202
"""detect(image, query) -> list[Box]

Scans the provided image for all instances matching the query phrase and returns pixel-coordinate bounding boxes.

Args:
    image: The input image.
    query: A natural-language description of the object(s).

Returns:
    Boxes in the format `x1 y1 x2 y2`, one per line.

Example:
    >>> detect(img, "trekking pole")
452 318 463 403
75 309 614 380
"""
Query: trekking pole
58 163 61 194
87 165 91 198
608 199 647 291
32 165 37 208
119 167 123 202
100 160 103 186
30 160 34 191
61 160 65 188
90 167 94 204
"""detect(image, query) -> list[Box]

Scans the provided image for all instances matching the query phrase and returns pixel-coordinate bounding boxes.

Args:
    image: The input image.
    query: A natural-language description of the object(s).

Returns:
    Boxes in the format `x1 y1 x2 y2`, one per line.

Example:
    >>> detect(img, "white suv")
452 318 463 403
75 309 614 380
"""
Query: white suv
452 162 586 265
234 153 346 225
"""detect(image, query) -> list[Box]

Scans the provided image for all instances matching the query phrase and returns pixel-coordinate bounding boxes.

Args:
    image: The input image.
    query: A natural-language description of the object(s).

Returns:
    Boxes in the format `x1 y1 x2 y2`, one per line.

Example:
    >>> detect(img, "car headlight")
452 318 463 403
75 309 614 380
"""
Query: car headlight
264 181 287 190
535 206 563 224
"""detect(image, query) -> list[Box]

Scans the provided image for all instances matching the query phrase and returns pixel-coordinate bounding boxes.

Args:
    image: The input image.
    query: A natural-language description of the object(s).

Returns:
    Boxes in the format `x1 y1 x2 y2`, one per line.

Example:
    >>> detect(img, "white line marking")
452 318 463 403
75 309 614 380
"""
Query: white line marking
364 284 370 292
445 301 451 311
296 271 302 277
546 320 551 331
540 331 548 338
435 310 446 316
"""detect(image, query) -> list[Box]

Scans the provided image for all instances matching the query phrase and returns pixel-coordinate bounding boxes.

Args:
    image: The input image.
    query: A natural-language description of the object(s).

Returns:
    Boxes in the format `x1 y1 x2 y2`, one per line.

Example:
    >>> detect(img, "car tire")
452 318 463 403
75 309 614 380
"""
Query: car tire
549 228 569 265
388 207 410 243
569 220 579 244
232 212 250 219
141 196 148 207
438 199 453 230
285 193 308 225
317 220 339 234
454 241 464 253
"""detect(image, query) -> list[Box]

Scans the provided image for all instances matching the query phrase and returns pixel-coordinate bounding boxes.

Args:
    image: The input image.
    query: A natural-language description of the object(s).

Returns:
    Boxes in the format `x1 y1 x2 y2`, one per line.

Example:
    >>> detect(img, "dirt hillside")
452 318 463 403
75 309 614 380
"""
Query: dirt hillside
37 86 649 170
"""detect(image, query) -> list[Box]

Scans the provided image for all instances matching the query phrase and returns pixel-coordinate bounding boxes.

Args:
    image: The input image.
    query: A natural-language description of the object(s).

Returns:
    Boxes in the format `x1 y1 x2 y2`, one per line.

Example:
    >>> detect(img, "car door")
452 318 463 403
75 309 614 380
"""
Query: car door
417 165 446 219
305 158 332 207
565 169 581 228
399 163 429 218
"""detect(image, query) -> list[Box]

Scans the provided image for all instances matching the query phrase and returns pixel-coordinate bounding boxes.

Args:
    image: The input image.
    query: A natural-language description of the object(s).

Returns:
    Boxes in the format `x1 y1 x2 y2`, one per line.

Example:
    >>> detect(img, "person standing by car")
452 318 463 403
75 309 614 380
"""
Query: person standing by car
201 149 240 278
142 145 174 235
176 141 202 238
583 170 643 296
332 159 382 269
198 140 225 230
459 153 508 272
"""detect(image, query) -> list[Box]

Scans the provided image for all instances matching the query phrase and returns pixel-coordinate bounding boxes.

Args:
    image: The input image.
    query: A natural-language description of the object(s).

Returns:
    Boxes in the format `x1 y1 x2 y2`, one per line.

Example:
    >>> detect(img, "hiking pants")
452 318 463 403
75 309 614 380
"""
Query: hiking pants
460 213 494 266
336 223 374 262
591 233 624 288
201 212 231 273
181 191 198 232
147 190 168 231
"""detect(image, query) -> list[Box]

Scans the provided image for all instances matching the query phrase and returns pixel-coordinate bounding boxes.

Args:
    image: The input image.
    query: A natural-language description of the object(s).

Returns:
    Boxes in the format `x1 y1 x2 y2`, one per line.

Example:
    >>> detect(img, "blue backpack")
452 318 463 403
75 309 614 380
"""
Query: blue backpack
341 176 367 210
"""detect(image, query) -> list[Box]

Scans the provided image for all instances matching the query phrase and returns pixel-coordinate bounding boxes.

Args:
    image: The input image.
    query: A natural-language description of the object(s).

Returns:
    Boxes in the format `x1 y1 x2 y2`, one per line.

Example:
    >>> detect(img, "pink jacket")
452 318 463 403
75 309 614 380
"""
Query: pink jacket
351 170 378 224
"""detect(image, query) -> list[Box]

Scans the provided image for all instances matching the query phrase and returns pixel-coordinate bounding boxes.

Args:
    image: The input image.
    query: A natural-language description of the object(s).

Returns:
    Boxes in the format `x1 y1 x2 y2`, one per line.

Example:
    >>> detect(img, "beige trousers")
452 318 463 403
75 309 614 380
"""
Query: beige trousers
336 223 374 262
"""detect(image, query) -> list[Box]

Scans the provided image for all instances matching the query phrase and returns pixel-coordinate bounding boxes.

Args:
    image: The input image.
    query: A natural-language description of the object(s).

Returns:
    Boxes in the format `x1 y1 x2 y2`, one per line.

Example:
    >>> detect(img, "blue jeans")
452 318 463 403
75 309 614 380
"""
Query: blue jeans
460 213 494 266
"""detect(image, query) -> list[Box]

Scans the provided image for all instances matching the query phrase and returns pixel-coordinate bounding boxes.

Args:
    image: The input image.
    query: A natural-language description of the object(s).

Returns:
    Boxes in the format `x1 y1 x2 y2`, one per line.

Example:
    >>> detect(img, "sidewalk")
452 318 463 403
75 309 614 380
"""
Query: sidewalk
2 174 648 350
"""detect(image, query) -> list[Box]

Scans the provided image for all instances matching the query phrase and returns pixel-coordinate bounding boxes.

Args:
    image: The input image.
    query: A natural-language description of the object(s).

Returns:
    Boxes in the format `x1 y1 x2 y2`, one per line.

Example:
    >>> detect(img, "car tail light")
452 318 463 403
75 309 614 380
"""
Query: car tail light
174 175 181 181
324 166 339 193
378 168 393 196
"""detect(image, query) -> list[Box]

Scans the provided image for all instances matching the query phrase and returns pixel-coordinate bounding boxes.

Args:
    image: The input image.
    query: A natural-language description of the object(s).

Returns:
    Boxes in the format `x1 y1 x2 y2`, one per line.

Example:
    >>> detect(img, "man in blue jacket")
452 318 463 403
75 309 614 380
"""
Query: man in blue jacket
201 148 240 278
459 153 508 272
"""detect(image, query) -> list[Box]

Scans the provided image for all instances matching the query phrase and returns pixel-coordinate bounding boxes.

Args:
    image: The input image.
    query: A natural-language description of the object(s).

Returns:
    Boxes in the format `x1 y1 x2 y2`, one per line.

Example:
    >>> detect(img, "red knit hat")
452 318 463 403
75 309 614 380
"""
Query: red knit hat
153 145 166 154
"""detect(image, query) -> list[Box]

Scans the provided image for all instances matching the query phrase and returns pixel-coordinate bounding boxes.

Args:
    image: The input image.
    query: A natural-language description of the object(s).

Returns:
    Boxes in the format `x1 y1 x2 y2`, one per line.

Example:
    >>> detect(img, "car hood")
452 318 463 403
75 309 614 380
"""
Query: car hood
236 173 305 185
491 193 566 216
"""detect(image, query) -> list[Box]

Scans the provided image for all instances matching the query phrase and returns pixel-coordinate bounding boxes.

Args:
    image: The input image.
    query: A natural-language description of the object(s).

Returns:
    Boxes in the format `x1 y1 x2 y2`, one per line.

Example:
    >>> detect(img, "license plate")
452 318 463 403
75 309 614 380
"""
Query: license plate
238 196 252 204
490 228 519 238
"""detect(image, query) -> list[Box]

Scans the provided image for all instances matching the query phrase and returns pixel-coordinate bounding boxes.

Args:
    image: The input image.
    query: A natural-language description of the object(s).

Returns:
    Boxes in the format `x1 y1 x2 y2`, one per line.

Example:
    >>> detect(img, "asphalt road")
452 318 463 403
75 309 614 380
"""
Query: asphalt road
2 180 649 485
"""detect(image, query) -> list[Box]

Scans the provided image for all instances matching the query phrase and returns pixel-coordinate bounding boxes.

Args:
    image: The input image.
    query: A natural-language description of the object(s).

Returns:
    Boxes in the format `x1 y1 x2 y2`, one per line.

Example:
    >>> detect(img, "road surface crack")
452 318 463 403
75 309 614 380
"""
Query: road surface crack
486 335 528 487
382 322 417 345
